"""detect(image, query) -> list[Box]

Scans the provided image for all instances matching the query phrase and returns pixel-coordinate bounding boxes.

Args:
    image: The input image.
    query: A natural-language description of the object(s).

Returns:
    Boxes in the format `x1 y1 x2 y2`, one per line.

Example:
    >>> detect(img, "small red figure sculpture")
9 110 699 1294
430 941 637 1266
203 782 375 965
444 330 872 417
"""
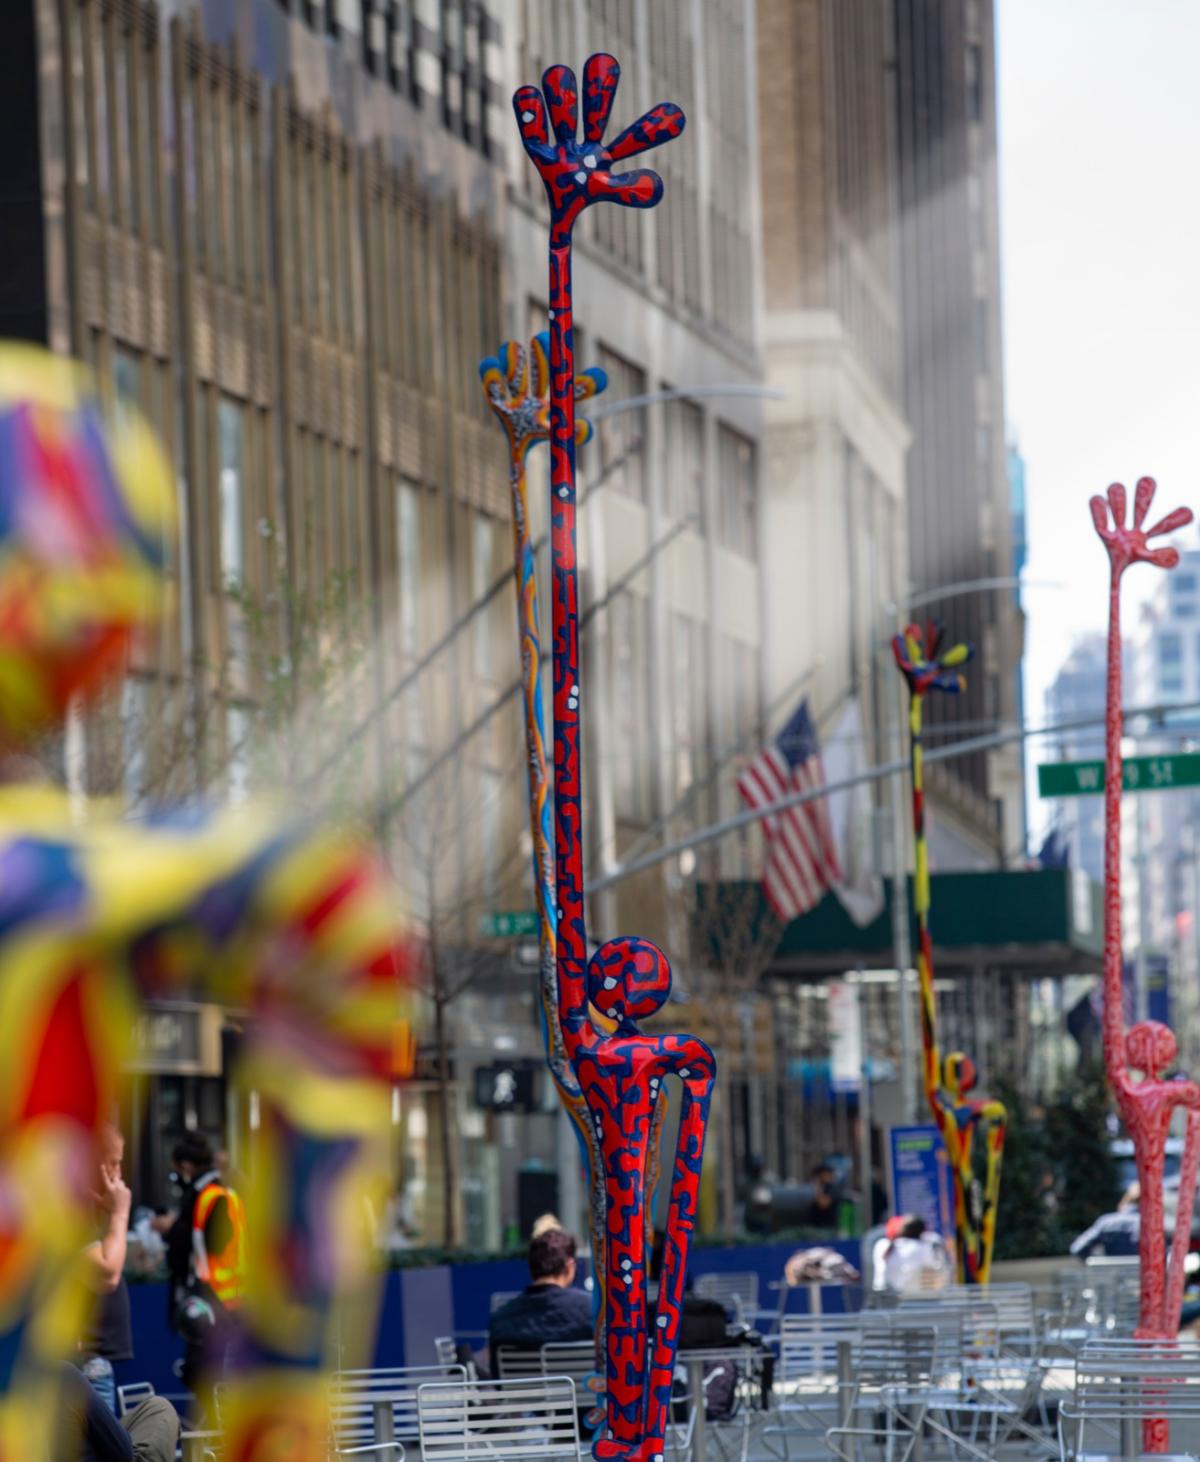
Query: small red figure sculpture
1092 477 1200 1451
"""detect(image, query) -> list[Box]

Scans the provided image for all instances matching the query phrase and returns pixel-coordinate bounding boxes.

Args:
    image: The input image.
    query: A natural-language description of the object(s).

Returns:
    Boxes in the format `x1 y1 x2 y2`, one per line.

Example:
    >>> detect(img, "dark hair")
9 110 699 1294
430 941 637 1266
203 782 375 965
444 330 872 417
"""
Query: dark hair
811 1162 834 1179
172 1133 215 1170
900 1215 926 1240
528 1227 577 1281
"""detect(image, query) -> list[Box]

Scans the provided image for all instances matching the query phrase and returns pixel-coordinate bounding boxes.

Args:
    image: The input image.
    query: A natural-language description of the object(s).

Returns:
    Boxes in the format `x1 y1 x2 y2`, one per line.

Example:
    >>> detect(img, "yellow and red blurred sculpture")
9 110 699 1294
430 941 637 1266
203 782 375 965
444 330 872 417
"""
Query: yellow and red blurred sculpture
0 348 414 1459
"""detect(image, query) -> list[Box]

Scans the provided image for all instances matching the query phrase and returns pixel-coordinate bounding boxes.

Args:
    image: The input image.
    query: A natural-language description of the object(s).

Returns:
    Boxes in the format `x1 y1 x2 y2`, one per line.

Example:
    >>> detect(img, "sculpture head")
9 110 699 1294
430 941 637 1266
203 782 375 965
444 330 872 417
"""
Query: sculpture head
944 1051 978 1100
1125 1020 1176 1080
587 936 671 1027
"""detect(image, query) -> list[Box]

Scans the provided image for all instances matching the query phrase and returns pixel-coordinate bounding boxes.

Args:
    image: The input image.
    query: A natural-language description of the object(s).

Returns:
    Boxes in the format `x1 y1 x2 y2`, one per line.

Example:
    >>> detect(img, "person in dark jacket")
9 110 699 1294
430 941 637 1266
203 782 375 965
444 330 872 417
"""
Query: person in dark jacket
488 1227 593 1356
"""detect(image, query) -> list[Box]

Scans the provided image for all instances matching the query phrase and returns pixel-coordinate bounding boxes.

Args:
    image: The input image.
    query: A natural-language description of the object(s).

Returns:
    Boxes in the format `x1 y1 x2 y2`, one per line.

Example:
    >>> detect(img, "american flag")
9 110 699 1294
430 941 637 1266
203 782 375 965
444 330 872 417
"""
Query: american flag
737 698 843 920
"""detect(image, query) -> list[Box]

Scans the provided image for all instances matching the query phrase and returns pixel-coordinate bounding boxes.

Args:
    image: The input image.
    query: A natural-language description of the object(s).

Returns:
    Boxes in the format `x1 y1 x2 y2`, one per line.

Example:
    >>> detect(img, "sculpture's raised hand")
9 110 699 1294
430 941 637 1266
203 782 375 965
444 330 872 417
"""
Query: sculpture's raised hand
514 53 685 245
479 333 606 457
1090 476 1192 578
892 619 974 699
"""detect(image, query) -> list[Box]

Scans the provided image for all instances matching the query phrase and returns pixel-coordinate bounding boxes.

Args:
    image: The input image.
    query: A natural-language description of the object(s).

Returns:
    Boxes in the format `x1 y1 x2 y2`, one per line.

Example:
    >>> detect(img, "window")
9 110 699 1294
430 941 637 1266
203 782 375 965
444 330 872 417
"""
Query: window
120 676 149 805
717 426 757 559
1161 633 1182 664
661 395 704 526
471 511 502 680
113 349 141 430
1176 602 1196 618
1175 574 1196 594
975 298 989 375
671 612 707 802
965 43 983 123
217 399 245 588
226 704 250 805
397 479 421 658
479 765 503 905
597 347 647 503
610 591 652 820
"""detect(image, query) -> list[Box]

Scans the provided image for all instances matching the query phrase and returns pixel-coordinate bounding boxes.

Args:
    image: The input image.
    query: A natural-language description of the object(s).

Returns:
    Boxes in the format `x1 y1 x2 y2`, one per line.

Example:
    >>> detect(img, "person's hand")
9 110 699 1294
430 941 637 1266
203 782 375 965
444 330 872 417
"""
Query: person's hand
149 1211 177 1235
92 1163 132 1219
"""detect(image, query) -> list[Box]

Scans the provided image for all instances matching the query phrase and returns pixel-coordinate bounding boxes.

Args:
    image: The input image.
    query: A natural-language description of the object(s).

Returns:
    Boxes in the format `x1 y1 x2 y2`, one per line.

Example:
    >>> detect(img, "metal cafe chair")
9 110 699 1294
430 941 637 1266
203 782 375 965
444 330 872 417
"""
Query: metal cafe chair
417 1373 584 1462
694 1271 761 1327
331 1363 465 1457
1059 1339 1200 1461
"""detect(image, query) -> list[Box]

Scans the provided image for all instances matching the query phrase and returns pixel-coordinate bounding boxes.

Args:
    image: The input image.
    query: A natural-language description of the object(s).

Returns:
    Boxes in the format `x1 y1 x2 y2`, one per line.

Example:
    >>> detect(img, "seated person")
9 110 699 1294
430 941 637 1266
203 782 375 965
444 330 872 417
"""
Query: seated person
488 1227 593 1359
53 1362 180 1462
803 1163 840 1230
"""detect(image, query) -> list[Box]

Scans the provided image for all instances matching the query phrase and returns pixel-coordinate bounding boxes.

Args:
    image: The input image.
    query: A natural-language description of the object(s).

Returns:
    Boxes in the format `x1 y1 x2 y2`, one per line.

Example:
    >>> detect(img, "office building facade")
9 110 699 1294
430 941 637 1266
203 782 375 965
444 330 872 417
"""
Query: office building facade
18 0 767 1244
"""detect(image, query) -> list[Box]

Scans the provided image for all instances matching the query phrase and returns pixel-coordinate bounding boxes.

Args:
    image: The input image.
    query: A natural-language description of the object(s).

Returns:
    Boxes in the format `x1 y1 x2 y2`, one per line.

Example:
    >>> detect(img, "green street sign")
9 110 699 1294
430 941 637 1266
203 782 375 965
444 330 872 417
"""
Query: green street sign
480 910 539 938
1038 752 1200 798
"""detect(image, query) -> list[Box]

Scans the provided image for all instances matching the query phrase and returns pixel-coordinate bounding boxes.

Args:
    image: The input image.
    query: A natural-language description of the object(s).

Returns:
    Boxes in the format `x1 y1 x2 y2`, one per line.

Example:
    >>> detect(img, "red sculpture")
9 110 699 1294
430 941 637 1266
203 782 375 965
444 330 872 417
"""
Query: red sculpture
1093 478 1200 1447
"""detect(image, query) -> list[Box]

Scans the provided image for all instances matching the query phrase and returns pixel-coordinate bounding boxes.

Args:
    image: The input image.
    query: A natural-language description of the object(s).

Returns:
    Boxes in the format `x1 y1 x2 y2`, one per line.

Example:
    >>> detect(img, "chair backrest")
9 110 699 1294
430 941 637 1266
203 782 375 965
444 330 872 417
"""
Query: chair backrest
490 1289 519 1313
777 1314 864 1382
332 1363 466 1446
694 1270 760 1321
540 1341 598 1384
894 1297 1001 1359
932 1282 1035 1337
495 1345 549 1378
418 1375 583 1461
857 1320 939 1391
1066 1342 1200 1454
117 1381 155 1418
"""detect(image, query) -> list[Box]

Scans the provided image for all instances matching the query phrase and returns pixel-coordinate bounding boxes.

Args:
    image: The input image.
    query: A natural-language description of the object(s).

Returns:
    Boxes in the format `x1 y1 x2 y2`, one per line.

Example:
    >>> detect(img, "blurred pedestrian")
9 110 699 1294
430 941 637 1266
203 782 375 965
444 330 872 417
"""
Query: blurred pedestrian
78 1123 134 1413
883 1215 951 1293
802 1162 840 1230
164 1133 245 1417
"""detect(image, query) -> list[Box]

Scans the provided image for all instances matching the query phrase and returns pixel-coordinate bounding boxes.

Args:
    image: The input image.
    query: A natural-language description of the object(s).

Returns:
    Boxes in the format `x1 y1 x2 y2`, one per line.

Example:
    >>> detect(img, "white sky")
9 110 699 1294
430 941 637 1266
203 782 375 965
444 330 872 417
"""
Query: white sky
997 0 1200 839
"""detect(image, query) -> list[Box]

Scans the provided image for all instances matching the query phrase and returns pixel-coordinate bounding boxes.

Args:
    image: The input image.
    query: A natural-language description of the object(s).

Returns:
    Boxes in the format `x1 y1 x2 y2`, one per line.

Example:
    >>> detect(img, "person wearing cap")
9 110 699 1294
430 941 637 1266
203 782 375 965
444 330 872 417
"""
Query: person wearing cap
163 1133 245 1416
871 1215 908 1292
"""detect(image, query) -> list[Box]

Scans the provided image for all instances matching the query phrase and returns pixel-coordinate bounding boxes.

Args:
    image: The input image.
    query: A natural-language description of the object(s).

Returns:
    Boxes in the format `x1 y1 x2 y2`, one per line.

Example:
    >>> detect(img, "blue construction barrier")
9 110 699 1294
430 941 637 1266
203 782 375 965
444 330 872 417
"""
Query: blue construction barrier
115 1238 862 1398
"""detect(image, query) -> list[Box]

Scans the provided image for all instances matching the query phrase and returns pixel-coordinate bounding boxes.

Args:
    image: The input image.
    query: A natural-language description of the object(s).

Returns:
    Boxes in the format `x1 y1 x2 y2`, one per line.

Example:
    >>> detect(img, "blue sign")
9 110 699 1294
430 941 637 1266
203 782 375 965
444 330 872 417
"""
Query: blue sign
889 1124 953 1238
1146 953 1171 1027
1122 954 1170 1027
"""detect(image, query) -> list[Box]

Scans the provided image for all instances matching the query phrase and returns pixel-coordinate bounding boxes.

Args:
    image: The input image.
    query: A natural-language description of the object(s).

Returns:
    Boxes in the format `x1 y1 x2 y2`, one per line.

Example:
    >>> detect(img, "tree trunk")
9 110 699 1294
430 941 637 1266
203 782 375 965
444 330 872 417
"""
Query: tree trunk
432 979 459 1250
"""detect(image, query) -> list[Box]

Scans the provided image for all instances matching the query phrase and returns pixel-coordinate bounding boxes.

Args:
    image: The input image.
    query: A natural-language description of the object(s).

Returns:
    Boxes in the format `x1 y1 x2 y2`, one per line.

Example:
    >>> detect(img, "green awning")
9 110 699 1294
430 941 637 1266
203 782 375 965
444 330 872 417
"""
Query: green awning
694 868 1103 977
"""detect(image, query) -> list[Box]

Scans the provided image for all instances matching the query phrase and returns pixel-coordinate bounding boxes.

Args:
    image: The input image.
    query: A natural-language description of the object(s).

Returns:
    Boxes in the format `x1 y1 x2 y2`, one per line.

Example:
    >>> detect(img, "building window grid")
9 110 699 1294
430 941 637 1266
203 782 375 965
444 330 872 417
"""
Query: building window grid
597 346 647 504
717 425 757 560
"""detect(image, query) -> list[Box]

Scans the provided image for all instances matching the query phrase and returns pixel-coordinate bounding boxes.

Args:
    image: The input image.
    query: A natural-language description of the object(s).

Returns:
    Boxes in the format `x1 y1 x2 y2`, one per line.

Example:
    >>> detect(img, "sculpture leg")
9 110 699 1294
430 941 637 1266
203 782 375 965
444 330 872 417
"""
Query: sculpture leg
641 1061 715 1462
595 1096 652 1457
1165 1108 1200 1331
977 1103 1007 1287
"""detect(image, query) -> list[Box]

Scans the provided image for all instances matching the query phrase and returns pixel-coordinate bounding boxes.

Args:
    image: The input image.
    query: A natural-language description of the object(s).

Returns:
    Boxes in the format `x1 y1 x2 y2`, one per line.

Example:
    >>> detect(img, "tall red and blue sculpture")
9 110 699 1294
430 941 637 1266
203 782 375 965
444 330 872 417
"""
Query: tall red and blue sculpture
893 622 1006 1284
513 55 715 1461
1091 478 1200 1448
478 335 611 1338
